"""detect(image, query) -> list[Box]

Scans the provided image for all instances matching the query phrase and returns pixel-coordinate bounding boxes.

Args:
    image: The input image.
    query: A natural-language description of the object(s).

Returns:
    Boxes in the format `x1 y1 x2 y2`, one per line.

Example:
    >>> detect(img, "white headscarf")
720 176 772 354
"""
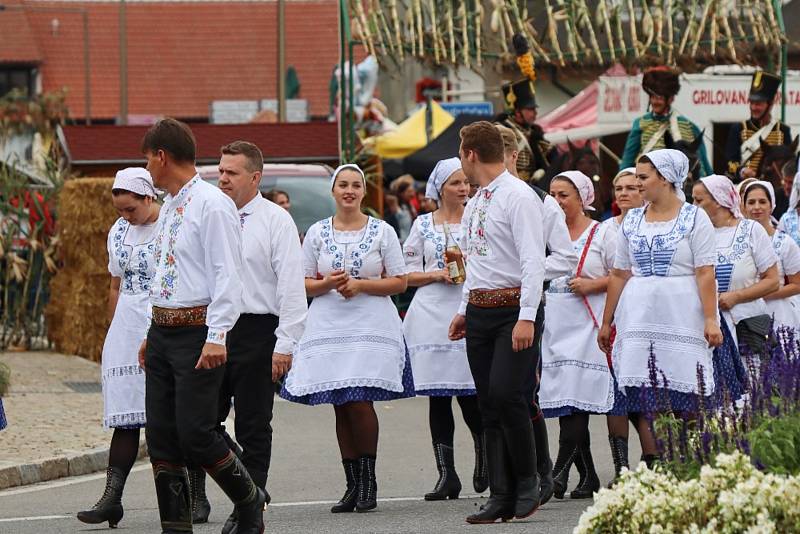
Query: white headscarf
643 149 689 201
789 169 800 211
613 167 637 184
330 164 366 189
112 167 158 198
425 157 462 202
742 180 776 212
555 170 596 211
700 174 743 219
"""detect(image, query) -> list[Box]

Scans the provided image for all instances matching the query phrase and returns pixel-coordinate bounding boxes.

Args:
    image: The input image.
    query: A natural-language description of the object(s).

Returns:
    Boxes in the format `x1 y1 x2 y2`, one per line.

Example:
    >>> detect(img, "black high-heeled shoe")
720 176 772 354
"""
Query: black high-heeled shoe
77 466 126 528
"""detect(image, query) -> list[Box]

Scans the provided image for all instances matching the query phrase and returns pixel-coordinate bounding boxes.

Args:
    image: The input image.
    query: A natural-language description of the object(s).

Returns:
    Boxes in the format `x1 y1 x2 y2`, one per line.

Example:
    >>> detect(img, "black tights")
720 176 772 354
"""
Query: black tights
109 428 141 476
428 395 483 446
559 413 590 451
334 401 379 459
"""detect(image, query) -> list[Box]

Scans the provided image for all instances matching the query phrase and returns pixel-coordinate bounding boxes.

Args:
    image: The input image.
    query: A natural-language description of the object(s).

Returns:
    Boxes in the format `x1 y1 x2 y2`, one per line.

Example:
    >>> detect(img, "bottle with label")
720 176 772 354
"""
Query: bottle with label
443 222 466 284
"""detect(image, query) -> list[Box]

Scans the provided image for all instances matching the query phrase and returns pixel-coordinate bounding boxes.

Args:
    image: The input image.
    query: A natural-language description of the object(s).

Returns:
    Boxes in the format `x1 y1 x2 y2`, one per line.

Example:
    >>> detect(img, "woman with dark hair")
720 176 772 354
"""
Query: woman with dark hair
78 168 160 528
599 149 722 469
743 180 800 335
281 164 413 514
265 189 291 211
540 171 616 500
391 176 418 242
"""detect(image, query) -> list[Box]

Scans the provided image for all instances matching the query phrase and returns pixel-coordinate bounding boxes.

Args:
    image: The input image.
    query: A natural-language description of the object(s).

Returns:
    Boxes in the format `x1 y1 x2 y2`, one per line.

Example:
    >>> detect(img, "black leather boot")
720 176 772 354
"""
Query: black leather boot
532 416 554 505
642 454 661 470
424 443 462 500
222 470 270 534
471 431 489 493
221 511 238 534
570 446 600 499
205 452 266 534
503 421 540 519
355 455 377 512
552 444 576 499
466 429 514 524
152 462 192 533
187 467 211 524
607 435 629 488
330 459 359 513
77 466 126 528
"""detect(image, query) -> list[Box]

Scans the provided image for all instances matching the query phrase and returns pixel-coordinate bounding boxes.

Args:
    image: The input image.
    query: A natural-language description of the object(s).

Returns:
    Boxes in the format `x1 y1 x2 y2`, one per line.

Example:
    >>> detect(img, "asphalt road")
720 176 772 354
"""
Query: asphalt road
0 396 640 533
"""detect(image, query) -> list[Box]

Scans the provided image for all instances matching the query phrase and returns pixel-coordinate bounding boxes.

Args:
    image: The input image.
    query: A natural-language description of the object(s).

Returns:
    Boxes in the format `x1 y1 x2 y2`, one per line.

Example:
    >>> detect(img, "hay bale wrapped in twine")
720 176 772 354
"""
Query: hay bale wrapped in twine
45 178 118 362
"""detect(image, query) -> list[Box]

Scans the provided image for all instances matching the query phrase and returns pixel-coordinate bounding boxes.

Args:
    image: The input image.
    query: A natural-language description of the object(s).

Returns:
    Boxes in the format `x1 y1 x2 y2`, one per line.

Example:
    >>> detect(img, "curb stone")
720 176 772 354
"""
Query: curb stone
0 440 147 491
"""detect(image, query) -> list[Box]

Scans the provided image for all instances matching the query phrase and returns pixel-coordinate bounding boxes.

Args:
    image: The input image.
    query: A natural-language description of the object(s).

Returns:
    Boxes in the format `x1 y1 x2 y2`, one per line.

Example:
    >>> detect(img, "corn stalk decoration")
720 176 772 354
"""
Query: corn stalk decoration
348 0 786 69
0 89 66 351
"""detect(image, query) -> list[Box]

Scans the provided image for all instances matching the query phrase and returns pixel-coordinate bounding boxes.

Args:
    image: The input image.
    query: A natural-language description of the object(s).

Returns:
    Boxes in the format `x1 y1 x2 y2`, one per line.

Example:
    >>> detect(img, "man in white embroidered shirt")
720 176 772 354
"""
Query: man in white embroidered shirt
448 121 547 524
188 141 308 533
137 119 266 534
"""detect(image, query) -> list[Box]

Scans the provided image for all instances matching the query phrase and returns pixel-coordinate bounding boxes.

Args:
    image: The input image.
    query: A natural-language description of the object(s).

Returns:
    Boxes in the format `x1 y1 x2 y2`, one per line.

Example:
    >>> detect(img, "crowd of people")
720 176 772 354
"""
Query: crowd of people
72 64 800 533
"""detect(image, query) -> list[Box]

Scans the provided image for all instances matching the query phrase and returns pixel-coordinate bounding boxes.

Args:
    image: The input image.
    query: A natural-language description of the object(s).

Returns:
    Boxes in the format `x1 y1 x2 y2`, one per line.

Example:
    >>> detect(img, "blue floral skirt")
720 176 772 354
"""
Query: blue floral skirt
0 398 7 430
609 317 743 415
281 353 416 406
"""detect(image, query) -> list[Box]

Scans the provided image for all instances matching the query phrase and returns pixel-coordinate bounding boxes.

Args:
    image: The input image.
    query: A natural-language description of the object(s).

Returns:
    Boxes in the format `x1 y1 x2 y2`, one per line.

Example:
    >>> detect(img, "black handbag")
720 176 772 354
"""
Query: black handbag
735 314 772 356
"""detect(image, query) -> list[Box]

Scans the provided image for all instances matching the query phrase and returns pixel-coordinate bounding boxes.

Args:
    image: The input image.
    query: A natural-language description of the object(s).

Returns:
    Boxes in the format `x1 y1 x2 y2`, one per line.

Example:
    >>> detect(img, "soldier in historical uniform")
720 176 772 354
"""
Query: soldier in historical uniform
620 67 712 177
725 71 792 183
495 79 552 183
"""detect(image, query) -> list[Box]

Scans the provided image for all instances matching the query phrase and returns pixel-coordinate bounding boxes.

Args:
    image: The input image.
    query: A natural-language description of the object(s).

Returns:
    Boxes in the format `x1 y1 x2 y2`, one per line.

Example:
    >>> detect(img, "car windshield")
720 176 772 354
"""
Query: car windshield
203 175 335 233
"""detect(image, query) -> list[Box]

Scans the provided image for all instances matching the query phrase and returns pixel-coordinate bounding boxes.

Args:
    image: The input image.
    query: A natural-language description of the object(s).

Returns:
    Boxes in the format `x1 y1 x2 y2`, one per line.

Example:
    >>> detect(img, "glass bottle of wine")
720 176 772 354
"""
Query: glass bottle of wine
443 222 466 284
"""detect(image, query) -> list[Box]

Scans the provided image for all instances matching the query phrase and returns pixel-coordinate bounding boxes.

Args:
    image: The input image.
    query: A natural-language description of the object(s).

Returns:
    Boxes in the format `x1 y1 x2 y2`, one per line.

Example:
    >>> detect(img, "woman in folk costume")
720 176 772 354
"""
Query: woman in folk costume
281 164 414 513
692 175 779 362
403 157 486 501
778 166 800 246
742 180 800 336
78 168 160 528
540 171 615 500
602 168 648 485
599 149 722 469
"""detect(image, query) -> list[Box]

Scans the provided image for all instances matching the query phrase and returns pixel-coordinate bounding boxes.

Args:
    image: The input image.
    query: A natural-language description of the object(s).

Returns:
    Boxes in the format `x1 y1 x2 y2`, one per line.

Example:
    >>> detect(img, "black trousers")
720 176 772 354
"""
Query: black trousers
524 298 546 419
465 304 538 431
145 325 230 466
217 314 278 490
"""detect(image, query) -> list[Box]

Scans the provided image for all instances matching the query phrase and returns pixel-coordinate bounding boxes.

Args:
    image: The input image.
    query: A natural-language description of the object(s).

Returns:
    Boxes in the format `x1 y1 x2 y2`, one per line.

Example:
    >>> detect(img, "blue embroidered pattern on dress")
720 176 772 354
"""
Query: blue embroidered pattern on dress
623 204 696 276
715 220 753 293
419 213 446 269
320 217 381 278
112 219 155 294
780 210 800 247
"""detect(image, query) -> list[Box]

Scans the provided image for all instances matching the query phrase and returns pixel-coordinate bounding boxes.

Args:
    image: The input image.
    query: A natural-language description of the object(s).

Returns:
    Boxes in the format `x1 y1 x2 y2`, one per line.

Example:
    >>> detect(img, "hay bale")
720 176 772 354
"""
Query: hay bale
45 178 117 362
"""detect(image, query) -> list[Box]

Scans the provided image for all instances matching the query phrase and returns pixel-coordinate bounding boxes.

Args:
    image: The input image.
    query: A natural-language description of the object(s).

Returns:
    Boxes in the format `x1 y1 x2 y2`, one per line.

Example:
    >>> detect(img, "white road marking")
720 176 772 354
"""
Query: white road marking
0 515 71 523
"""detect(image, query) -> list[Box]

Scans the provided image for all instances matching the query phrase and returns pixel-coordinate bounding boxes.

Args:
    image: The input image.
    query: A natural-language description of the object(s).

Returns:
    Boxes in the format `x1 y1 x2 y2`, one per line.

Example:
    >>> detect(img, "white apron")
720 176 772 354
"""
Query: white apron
284 217 409 397
540 222 614 413
101 219 156 428
613 204 715 395
402 214 473 393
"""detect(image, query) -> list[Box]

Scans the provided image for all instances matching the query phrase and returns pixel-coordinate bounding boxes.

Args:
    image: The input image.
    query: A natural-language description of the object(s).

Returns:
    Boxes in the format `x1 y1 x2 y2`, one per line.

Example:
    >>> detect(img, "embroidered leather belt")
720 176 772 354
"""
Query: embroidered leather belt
152 306 207 327
468 287 521 308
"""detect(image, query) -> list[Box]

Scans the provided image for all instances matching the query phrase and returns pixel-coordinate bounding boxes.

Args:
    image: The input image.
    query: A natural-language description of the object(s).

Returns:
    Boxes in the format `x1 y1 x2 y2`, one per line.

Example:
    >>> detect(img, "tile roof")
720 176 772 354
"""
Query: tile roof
0 0 42 64
5 0 341 119
61 121 339 163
